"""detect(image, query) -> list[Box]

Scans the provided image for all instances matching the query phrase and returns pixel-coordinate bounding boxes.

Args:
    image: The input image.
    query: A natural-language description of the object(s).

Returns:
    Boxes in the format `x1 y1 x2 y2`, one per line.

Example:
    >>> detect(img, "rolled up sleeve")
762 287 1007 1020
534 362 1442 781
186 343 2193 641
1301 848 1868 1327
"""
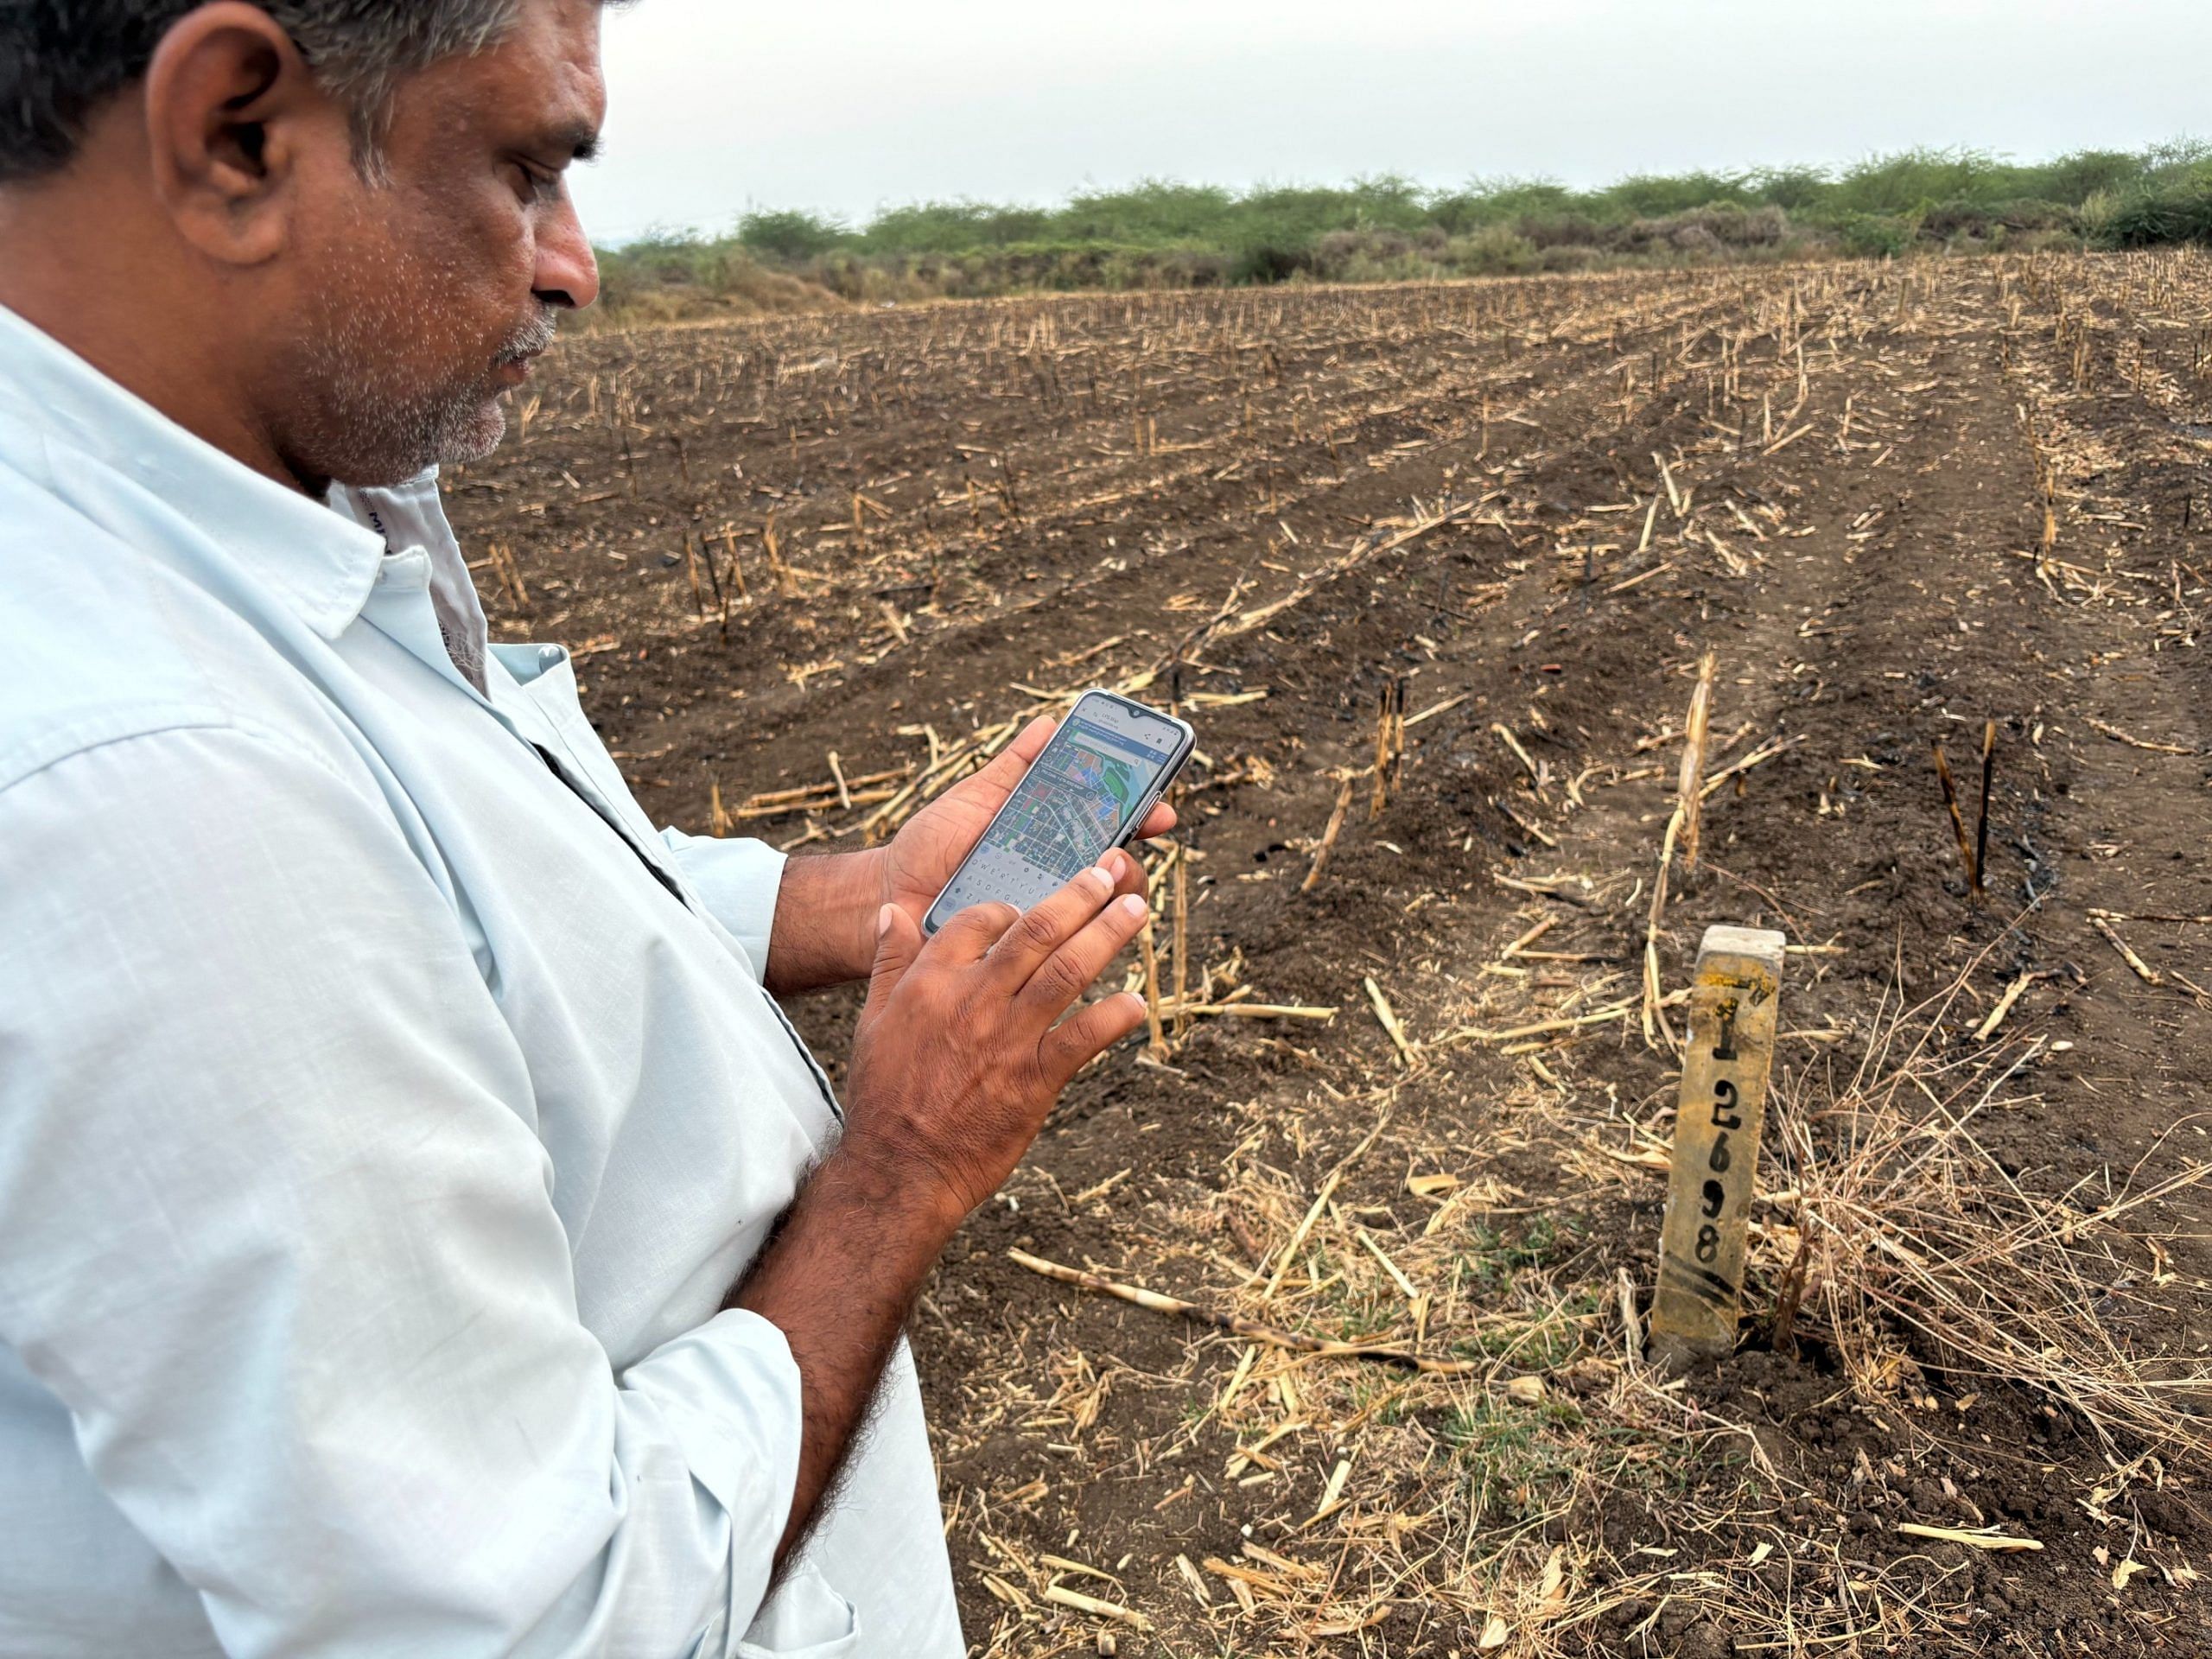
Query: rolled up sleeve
657 829 788 980
0 725 798 1658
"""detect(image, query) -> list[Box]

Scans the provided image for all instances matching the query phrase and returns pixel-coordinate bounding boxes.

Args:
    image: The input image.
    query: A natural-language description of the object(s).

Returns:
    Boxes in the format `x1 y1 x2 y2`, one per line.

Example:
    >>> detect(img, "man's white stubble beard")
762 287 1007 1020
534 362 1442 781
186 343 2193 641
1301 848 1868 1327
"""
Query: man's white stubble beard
296 234 557 486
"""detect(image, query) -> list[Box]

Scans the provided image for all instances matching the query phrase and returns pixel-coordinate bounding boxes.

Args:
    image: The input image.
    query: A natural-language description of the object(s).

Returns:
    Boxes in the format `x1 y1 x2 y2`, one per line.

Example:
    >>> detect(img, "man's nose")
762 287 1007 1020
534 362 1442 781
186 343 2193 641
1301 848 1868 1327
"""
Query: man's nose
534 200 601 311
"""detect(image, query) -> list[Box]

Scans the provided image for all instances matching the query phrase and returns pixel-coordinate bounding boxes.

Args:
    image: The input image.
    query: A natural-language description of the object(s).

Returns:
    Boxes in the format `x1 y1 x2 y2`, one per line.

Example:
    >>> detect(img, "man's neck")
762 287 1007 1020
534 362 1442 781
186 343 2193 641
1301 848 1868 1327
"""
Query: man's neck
0 181 316 498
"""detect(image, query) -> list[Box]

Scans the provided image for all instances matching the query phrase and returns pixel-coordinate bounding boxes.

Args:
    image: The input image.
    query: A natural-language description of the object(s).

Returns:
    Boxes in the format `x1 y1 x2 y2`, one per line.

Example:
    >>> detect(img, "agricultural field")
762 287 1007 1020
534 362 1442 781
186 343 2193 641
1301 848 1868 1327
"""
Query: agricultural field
445 254 2212 1657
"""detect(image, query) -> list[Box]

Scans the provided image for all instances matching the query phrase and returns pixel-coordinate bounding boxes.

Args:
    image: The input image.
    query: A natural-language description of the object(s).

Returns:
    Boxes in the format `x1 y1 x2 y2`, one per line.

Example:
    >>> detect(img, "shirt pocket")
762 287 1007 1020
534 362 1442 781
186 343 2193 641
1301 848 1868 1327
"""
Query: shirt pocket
737 1564 861 1657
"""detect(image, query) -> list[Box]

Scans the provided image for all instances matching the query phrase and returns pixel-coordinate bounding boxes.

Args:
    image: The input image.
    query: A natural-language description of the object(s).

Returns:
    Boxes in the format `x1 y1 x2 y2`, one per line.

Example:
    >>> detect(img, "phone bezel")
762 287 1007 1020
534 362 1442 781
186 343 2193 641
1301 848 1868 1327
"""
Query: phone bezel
922 690 1195 934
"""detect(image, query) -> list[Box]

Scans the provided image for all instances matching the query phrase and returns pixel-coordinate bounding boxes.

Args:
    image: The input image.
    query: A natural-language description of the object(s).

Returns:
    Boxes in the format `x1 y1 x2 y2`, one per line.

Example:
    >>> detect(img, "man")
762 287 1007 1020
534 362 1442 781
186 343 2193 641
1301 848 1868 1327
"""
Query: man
0 3 1170 1654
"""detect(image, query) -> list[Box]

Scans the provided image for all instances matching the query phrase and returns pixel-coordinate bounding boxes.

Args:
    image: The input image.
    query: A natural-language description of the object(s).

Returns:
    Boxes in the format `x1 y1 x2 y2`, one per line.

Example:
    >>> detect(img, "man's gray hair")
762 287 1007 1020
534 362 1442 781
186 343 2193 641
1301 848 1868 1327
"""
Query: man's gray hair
0 1 526 185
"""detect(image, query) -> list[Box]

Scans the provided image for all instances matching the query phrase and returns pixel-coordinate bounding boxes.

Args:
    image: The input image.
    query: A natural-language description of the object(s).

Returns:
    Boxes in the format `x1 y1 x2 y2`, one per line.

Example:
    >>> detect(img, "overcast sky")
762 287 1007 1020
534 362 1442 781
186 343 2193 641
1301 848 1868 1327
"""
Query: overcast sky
570 1 2208 245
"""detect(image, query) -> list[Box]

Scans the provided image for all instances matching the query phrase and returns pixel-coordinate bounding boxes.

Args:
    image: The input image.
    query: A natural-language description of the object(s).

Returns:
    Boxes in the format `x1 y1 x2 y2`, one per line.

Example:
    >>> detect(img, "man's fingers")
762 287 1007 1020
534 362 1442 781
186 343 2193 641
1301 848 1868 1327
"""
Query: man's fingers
1018 890 1150 1020
1040 991 1150 1085
1132 801 1177 841
1103 846 1149 905
983 863 1118 983
930 900 1022 963
963 716 1058 804
864 904 922 1015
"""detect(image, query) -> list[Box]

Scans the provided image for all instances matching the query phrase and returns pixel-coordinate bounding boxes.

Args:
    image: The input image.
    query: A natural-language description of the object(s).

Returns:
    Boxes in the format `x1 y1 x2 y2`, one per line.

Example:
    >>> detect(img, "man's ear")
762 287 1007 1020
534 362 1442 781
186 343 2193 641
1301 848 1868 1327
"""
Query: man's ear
142 2 341 266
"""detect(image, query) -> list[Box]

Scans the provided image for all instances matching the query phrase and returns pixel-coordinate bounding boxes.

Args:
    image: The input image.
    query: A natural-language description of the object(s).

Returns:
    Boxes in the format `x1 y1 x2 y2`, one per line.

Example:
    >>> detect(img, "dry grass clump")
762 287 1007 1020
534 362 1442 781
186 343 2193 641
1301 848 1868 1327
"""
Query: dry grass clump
1764 975 2212 1464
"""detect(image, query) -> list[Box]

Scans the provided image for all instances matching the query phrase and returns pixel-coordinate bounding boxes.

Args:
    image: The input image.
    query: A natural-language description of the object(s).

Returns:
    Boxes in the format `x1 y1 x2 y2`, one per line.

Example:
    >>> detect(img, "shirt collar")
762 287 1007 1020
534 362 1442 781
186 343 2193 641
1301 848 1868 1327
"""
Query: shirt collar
0 300 388 640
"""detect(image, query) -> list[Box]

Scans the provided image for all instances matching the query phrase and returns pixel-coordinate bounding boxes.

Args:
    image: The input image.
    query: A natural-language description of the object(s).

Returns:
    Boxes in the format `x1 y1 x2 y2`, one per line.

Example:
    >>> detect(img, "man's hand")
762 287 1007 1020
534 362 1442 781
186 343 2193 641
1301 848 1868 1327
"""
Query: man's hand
733 866 1151 1560
765 714 1175 995
842 865 1152 1221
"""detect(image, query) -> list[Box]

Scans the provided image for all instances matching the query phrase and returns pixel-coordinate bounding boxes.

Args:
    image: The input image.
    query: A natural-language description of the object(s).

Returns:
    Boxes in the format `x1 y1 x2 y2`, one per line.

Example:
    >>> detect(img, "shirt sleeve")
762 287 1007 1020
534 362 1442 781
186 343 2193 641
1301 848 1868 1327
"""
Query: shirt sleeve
656 828 788 981
0 724 800 1659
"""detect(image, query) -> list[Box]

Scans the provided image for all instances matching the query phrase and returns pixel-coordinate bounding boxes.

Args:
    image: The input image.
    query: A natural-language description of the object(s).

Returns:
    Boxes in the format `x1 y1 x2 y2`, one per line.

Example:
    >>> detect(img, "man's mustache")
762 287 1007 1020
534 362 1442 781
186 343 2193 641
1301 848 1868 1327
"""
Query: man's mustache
494 309 558 367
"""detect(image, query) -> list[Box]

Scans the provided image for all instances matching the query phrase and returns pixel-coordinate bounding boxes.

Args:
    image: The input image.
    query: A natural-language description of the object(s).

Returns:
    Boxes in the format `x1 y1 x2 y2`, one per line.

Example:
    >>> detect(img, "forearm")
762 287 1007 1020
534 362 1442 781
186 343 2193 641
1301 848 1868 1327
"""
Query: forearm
729 1141 960 1563
763 850 885 995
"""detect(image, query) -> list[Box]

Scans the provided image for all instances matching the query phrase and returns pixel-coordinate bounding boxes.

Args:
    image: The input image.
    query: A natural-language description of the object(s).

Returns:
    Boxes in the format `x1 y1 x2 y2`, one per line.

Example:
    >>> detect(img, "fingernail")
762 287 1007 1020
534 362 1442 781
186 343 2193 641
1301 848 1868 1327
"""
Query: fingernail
1089 864 1116 889
1120 893 1147 918
876 904 897 939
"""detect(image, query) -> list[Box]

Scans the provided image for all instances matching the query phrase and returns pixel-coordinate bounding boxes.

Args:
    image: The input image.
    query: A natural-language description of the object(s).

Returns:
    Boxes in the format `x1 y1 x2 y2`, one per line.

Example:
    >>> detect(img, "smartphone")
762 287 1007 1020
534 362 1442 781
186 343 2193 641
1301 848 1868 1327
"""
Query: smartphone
925 689 1196 933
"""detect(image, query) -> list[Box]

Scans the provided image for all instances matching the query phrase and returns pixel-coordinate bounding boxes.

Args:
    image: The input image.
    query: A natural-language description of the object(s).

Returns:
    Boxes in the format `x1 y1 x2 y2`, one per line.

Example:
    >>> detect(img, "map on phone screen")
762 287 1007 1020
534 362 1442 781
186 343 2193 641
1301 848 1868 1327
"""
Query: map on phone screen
931 702 1183 919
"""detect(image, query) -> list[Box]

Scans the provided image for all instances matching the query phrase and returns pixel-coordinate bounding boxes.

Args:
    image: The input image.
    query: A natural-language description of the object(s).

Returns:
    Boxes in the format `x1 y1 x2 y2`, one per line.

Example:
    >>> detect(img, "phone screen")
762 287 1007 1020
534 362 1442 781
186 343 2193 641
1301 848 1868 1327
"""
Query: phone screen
928 694 1189 928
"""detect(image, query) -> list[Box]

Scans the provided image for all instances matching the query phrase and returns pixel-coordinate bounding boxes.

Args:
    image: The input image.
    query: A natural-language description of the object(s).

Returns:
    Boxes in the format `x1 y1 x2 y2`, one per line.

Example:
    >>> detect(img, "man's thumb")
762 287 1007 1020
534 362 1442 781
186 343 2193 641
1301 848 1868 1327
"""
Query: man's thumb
866 904 922 1007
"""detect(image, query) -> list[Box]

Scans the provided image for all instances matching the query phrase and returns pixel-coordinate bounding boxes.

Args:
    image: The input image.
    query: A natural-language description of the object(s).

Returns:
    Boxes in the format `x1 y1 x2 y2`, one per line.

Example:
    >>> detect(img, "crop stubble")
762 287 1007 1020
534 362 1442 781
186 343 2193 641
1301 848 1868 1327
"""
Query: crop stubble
447 257 2212 1656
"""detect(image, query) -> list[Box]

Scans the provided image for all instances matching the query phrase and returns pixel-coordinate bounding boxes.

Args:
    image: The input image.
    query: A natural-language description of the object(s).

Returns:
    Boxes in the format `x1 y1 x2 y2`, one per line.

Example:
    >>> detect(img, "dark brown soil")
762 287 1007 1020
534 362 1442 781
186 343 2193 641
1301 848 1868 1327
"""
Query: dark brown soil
448 262 2212 1656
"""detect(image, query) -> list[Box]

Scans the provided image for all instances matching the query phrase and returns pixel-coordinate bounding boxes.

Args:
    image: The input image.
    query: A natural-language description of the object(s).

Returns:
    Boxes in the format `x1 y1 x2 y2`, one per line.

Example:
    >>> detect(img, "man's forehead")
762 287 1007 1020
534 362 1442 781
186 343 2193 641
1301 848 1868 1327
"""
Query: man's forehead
417 0 607 146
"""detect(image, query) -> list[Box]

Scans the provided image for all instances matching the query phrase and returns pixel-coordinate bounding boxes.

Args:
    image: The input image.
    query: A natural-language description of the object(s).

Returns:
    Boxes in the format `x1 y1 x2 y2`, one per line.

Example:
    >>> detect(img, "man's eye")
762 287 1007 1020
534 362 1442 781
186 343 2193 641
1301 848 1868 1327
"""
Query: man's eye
511 162 561 204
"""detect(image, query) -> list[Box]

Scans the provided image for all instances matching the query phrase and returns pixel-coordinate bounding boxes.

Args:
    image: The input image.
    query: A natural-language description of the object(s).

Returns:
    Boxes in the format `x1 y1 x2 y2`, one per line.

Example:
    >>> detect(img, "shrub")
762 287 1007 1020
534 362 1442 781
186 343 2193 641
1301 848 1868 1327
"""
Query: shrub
1536 244 1601 273
1520 211 1606 250
1837 213 1916 258
1230 242 1314 285
2100 183 2212 248
1443 225 1541 276
734 208 847 261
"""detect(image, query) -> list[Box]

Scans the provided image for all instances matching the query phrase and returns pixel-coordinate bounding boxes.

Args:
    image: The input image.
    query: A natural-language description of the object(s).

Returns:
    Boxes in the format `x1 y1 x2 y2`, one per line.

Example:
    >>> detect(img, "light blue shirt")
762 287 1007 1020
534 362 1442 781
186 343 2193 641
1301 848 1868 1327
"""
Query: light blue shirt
0 302 961 1658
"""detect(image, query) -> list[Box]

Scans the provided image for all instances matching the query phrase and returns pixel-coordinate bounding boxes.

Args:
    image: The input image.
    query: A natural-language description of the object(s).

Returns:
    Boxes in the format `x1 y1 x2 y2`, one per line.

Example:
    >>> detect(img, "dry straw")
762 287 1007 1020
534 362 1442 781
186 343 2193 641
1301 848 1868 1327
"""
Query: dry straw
1768 963 2212 1464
